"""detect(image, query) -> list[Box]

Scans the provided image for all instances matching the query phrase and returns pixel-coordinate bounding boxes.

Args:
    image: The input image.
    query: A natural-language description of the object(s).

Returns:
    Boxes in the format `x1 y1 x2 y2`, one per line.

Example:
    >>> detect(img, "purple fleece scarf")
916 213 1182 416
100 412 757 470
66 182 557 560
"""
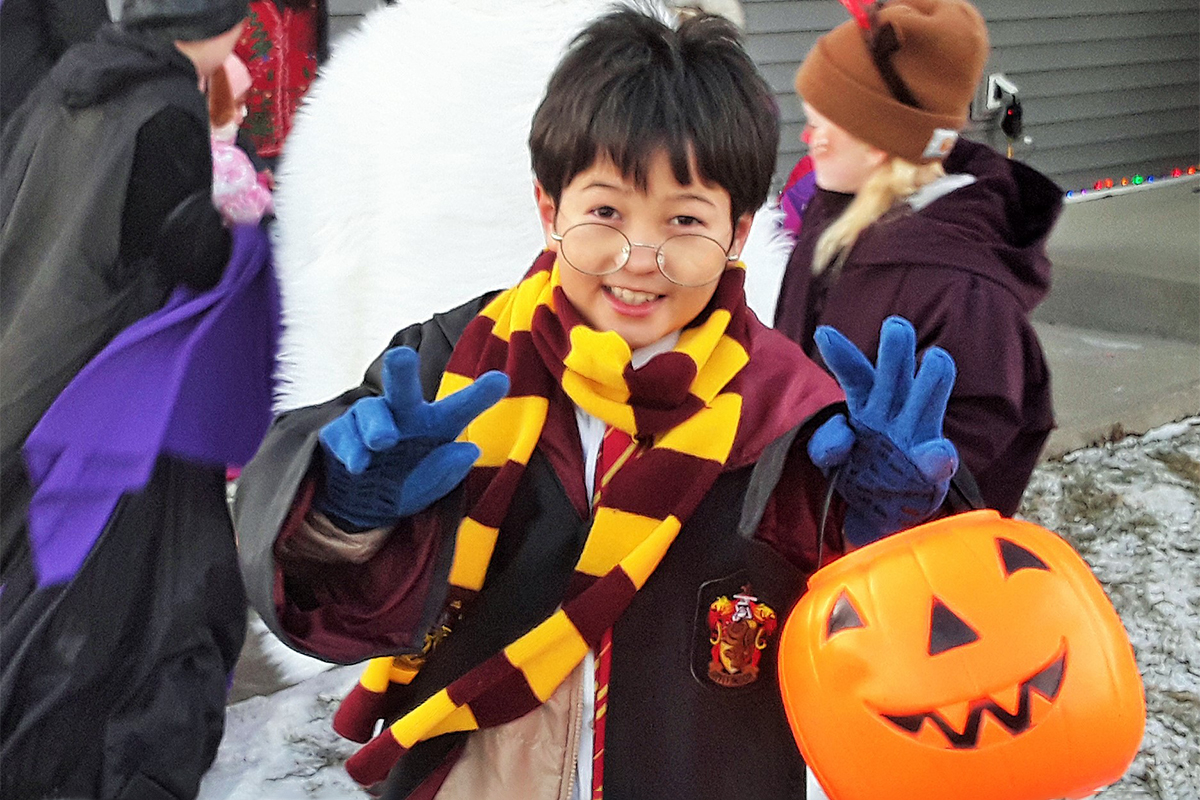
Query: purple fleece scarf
22 224 280 587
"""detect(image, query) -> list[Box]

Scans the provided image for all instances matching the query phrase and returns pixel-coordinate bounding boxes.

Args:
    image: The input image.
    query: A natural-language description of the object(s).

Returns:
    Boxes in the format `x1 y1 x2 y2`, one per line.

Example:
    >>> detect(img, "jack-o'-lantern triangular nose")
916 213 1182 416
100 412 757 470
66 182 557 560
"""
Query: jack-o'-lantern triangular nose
928 598 979 655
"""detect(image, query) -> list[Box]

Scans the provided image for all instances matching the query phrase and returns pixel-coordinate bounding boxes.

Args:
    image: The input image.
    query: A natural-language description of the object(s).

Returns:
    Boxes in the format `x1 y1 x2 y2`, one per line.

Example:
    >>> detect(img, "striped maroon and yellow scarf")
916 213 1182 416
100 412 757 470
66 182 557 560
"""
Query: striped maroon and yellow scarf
338 250 763 786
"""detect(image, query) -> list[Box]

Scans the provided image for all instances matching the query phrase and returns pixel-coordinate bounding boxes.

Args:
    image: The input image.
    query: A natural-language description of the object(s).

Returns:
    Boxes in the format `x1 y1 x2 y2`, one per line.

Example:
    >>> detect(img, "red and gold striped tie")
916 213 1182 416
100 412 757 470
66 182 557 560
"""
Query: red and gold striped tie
592 425 638 799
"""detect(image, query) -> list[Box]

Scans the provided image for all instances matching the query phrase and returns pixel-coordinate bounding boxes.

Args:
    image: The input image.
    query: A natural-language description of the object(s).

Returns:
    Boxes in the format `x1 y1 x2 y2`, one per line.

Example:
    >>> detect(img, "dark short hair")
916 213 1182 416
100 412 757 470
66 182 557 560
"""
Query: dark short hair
529 6 779 223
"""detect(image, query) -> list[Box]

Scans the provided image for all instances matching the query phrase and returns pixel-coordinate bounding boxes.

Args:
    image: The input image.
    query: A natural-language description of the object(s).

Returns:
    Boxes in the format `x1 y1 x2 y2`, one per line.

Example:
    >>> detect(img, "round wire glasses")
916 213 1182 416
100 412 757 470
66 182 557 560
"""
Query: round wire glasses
550 223 738 287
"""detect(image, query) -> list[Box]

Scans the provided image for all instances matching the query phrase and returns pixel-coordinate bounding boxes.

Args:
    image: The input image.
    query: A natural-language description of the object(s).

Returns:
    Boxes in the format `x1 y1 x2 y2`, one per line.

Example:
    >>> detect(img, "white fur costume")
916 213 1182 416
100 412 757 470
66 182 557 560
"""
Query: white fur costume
270 0 790 412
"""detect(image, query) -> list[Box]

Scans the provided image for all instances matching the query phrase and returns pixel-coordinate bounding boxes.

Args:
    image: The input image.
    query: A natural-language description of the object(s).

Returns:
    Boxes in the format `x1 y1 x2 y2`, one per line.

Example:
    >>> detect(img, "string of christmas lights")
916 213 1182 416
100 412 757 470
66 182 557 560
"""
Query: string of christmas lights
1065 164 1198 199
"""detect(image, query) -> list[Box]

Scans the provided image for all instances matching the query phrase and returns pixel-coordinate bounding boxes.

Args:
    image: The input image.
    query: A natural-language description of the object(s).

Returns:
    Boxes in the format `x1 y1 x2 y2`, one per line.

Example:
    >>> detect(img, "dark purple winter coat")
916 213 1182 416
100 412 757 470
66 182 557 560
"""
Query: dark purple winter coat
774 138 1062 515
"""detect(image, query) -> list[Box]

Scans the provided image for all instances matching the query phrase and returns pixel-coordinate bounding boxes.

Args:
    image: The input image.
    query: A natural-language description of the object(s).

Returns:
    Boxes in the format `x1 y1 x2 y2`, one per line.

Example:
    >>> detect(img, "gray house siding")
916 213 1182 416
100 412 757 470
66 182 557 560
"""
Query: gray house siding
324 0 1198 192
328 0 380 41
744 0 1200 192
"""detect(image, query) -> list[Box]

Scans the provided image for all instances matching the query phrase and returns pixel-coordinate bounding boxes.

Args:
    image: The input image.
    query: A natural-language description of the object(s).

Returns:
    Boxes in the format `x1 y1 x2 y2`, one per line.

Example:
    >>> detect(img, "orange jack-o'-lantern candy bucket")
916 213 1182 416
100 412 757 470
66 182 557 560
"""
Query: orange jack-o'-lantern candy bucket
778 509 1145 800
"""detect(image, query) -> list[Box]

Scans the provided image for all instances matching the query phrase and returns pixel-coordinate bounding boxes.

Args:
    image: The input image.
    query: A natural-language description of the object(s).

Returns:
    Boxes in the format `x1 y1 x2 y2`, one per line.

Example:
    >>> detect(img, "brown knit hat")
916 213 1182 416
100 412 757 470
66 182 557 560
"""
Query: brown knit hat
795 0 989 163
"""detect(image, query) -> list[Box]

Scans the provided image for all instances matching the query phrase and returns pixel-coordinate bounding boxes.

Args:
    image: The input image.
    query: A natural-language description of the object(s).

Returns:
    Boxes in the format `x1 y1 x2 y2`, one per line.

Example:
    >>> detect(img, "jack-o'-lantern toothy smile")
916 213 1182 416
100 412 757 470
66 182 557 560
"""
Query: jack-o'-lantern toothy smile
879 647 1067 750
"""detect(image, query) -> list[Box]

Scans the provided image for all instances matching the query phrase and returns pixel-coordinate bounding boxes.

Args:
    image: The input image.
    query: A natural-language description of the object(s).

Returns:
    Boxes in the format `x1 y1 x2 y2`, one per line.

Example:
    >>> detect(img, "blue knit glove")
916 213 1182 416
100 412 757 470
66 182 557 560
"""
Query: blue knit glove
314 346 509 530
808 316 959 547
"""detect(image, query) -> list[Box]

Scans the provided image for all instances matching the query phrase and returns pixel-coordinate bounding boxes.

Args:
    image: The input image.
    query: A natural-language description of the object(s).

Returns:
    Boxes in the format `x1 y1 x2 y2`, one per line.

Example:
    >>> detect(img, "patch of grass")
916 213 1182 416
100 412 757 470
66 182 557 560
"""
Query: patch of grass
1148 451 1200 488
1057 470 1123 522
273 732 350 779
1124 511 1162 533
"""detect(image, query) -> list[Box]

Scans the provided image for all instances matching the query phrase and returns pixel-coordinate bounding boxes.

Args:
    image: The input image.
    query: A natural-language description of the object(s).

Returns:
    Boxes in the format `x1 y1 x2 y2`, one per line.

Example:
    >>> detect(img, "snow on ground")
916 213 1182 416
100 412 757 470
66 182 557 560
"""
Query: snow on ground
1018 418 1200 800
198 664 362 800
200 418 1200 800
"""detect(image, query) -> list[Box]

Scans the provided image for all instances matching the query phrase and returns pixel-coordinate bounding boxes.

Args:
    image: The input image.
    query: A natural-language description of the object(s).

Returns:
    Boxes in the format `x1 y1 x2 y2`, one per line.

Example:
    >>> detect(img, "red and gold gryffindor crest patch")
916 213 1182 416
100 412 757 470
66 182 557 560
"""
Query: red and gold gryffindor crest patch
707 585 777 687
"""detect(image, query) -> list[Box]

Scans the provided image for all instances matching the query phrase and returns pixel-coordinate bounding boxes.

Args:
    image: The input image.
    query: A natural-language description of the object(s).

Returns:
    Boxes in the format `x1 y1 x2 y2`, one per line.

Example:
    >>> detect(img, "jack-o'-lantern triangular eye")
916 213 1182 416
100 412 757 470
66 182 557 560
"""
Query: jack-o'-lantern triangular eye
929 598 979 655
827 590 865 637
999 538 1049 576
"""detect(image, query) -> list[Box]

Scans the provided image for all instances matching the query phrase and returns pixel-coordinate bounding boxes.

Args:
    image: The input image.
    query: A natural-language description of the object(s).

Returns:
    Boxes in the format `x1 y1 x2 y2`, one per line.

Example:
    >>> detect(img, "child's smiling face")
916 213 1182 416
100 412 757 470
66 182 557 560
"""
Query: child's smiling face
536 150 752 351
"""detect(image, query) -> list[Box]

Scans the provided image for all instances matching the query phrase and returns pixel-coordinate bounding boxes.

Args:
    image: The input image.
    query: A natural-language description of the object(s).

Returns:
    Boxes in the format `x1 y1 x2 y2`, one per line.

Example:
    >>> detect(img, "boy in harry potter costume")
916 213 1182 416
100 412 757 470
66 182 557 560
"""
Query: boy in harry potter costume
234 8 960 799
0 2 279 798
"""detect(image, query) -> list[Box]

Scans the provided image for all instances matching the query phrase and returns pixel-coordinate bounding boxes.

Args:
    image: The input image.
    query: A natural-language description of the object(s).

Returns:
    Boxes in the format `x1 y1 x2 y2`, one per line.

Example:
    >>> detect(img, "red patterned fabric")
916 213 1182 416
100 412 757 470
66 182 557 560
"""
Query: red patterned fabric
234 0 320 158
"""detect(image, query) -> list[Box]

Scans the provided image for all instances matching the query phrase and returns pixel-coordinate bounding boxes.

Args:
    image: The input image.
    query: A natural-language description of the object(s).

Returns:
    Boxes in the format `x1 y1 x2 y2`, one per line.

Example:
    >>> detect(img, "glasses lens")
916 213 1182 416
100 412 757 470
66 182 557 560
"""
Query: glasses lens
560 224 629 276
659 235 729 286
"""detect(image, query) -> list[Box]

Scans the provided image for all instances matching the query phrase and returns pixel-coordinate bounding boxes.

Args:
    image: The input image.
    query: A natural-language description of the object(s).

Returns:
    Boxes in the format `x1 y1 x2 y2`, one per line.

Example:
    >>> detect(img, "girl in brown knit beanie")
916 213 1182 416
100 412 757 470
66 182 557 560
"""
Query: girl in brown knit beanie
795 0 990 270
774 0 1064 518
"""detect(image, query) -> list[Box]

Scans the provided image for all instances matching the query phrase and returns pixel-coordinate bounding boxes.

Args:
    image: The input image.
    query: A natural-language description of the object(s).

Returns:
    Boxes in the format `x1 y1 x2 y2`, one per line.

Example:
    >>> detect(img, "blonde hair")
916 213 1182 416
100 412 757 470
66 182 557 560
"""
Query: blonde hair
812 157 946 274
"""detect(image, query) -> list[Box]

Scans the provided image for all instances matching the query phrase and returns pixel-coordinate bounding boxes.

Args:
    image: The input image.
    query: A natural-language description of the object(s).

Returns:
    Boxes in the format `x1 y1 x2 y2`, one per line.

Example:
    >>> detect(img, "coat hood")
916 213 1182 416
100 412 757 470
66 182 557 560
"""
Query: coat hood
854 138 1063 312
50 26 198 110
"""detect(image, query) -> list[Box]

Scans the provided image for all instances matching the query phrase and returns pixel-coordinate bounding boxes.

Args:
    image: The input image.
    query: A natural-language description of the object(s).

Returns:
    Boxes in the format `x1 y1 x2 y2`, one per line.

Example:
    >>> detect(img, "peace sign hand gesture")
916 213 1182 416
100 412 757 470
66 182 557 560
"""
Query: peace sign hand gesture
807 316 959 547
315 346 509 530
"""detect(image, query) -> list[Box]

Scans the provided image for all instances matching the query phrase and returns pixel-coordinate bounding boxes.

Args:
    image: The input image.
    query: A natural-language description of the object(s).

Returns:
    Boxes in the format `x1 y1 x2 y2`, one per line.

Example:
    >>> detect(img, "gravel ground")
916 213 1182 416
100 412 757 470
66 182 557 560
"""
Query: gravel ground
1018 418 1200 800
